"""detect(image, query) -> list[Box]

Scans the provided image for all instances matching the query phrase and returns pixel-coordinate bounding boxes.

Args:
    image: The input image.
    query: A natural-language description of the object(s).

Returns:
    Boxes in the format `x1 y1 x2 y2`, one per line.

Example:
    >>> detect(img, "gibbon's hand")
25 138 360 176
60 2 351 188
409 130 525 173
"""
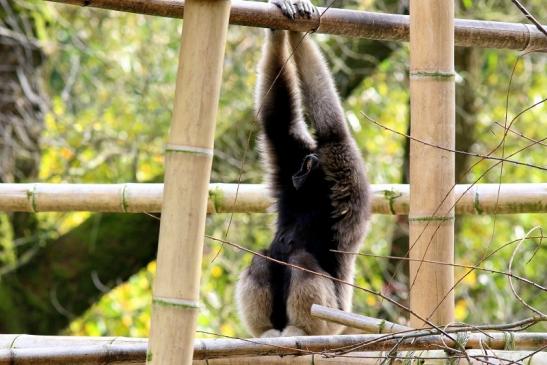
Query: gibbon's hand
270 0 317 20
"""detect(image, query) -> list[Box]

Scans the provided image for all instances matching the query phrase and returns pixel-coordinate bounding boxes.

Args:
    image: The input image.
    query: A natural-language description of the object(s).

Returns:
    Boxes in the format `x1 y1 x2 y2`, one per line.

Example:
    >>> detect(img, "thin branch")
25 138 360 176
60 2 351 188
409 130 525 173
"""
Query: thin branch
510 0 547 36
332 244 546 291
361 112 546 171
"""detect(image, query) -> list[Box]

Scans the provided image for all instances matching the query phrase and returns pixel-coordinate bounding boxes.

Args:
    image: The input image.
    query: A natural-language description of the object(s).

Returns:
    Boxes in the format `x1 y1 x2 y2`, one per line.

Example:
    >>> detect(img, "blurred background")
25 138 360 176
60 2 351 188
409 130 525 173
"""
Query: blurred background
0 0 545 338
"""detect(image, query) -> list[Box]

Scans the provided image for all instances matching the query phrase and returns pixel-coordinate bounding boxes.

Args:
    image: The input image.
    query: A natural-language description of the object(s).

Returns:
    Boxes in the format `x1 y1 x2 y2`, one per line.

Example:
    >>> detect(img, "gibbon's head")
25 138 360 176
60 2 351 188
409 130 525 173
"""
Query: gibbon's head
292 153 320 190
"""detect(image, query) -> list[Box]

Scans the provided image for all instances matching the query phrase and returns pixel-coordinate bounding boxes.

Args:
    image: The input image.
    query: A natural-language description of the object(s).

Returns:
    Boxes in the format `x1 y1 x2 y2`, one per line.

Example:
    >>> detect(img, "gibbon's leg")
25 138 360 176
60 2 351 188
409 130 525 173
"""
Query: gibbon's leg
236 254 281 337
256 28 315 192
284 250 344 335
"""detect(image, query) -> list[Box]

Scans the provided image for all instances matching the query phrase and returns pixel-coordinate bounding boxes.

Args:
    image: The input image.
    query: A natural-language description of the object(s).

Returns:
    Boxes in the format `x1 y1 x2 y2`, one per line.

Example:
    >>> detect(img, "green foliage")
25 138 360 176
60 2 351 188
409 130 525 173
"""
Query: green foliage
15 0 547 337
0 214 15 269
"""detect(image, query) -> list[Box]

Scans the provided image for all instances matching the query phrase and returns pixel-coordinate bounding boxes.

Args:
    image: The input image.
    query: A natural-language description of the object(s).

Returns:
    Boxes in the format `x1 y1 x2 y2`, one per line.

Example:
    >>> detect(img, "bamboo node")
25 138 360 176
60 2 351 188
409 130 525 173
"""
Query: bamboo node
504 331 516 350
378 319 386 334
27 184 38 212
120 184 129 213
152 296 200 310
473 190 484 214
208 187 224 213
456 331 470 349
164 143 214 157
409 71 455 80
383 189 402 215
408 215 454 223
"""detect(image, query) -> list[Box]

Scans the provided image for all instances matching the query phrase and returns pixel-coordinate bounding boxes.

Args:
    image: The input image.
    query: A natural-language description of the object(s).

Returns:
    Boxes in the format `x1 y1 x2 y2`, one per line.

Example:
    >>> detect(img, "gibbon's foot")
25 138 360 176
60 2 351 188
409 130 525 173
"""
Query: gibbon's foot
281 325 307 336
270 0 317 19
260 329 282 337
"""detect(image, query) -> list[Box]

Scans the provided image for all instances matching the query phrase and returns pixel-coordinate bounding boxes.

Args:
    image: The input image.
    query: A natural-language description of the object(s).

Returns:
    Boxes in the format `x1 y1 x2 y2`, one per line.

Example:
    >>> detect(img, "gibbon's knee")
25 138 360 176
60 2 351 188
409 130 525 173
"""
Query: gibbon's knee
235 255 275 337
285 251 344 335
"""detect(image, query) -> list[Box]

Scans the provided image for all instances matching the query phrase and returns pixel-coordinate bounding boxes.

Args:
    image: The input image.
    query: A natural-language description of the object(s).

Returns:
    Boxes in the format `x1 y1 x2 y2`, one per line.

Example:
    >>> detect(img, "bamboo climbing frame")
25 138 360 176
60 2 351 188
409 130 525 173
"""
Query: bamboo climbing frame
5 0 546 364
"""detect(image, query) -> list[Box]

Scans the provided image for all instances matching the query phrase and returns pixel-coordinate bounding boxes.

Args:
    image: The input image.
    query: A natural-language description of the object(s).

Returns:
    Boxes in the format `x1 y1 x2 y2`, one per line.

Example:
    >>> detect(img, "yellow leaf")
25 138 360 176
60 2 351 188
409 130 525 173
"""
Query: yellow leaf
211 266 223 279
462 270 477 286
455 299 468 321
220 323 235 337
122 314 132 327
60 147 73 159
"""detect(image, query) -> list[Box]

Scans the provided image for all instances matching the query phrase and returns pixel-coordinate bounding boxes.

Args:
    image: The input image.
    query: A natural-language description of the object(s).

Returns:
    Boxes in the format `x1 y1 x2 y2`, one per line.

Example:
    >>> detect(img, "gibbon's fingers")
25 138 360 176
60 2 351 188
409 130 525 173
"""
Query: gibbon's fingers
291 0 314 18
296 0 307 18
271 0 296 19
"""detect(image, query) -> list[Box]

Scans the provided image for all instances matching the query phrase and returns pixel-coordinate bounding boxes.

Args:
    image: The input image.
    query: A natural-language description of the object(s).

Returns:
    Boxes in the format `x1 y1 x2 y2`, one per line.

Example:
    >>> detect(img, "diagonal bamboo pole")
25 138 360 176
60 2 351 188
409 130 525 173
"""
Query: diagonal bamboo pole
408 0 455 327
311 304 413 333
44 0 547 51
147 0 231 364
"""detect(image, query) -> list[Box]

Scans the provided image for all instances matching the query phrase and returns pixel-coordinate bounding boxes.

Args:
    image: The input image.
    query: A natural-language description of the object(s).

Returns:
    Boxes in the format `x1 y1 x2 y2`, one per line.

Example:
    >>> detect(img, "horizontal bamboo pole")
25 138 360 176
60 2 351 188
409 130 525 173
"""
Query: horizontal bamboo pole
196 351 547 365
0 183 545 214
1 347 545 365
311 304 413 333
44 0 547 51
1 333 546 360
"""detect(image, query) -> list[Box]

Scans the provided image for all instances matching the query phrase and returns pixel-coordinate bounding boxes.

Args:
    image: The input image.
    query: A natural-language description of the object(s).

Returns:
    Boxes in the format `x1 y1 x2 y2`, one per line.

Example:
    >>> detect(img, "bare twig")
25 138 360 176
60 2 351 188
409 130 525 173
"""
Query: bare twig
510 0 547 36
508 227 546 316
361 112 547 171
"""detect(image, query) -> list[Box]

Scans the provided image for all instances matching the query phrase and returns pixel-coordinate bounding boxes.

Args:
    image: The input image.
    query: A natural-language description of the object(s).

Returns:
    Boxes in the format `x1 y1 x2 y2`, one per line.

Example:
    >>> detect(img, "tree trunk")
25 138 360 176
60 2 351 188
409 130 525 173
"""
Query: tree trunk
0 213 160 333
0 0 46 248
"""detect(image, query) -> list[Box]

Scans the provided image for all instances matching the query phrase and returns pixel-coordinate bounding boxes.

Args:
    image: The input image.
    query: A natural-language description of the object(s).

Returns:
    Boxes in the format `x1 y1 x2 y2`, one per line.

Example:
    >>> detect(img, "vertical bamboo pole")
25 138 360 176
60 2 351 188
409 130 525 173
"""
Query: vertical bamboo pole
147 0 230 364
408 0 455 327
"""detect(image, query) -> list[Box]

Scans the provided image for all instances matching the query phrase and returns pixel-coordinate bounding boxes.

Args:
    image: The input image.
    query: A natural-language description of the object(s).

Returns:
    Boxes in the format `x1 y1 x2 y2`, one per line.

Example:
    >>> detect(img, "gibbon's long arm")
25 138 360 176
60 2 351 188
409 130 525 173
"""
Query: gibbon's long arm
256 30 315 189
288 32 349 144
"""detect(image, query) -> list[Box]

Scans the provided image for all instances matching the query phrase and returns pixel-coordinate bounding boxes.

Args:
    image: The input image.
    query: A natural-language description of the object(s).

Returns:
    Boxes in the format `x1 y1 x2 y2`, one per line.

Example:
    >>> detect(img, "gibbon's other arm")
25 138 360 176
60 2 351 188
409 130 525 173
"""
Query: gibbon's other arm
287 32 350 144
256 29 315 189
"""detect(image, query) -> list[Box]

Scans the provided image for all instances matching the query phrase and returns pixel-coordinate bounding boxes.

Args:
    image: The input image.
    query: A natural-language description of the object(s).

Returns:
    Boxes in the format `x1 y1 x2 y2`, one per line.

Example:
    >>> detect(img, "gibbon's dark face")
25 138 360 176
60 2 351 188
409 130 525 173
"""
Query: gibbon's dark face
292 153 320 190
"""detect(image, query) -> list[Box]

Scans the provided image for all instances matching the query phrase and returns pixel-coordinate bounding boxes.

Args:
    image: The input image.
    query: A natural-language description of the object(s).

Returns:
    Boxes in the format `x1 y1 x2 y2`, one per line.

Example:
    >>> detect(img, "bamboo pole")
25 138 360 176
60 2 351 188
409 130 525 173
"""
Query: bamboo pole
408 0 455 327
311 304 413 333
147 0 230 364
1 183 546 214
195 351 547 365
1 348 546 365
1 334 546 361
44 0 547 51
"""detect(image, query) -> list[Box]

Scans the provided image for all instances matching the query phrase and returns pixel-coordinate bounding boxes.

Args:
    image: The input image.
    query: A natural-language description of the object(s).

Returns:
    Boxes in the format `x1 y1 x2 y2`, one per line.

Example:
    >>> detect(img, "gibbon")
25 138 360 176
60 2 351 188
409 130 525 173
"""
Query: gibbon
236 0 370 337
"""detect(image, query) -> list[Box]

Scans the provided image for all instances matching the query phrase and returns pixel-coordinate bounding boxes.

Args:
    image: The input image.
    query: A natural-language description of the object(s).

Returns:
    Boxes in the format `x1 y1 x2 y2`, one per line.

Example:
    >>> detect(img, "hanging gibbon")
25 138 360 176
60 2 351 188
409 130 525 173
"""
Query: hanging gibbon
236 0 370 337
